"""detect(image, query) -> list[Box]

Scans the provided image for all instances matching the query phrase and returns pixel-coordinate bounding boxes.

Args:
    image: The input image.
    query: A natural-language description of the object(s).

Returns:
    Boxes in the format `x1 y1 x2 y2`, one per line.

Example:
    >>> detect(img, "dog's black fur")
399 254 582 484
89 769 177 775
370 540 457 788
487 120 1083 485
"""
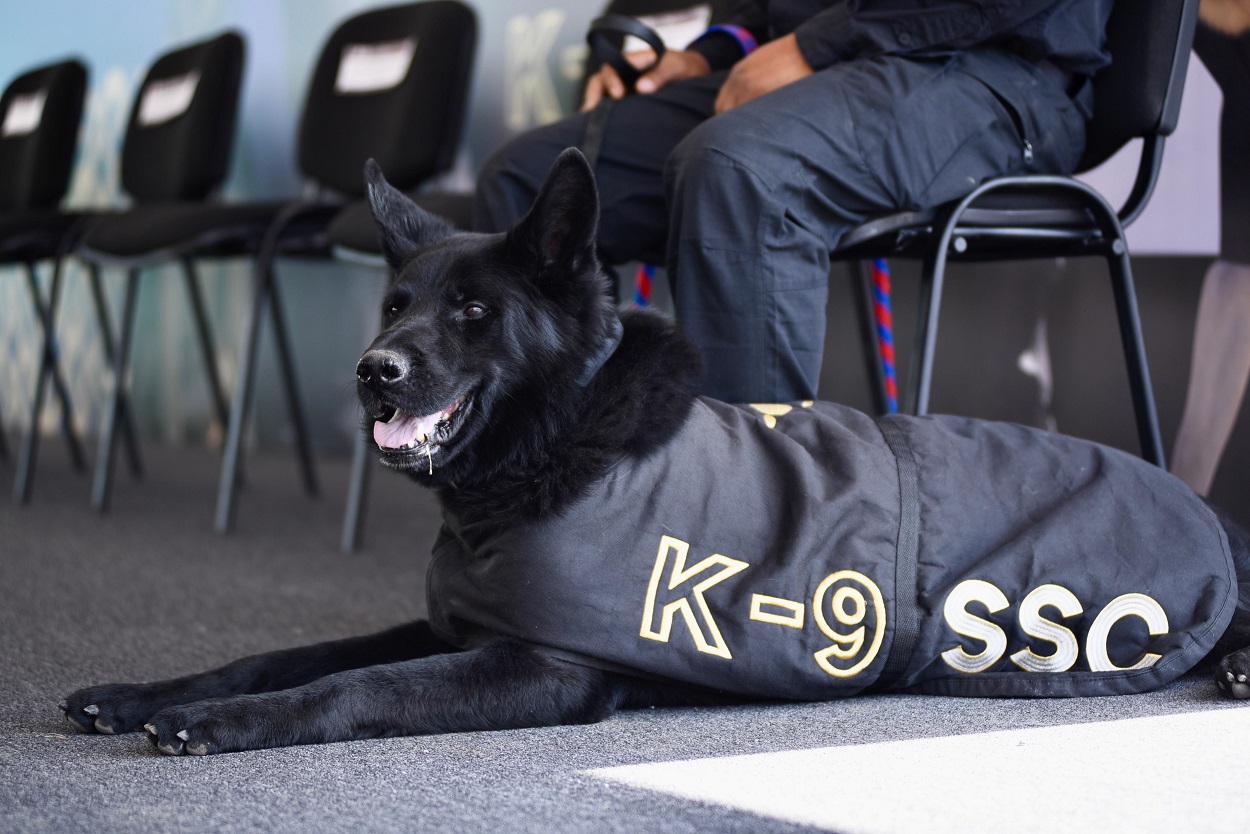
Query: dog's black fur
62 149 1250 756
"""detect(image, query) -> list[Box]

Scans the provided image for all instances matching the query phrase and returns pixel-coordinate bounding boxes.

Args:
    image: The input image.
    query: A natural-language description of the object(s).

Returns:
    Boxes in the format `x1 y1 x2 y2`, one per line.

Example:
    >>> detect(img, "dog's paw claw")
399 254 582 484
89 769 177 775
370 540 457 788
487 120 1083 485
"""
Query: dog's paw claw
58 700 68 712
83 704 100 716
156 738 185 756
176 730 190 741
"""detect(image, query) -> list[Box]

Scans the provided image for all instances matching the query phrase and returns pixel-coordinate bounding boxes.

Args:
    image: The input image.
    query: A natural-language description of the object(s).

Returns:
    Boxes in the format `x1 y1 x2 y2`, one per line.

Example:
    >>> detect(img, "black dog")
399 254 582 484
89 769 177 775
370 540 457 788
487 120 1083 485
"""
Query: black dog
63 149 1250 756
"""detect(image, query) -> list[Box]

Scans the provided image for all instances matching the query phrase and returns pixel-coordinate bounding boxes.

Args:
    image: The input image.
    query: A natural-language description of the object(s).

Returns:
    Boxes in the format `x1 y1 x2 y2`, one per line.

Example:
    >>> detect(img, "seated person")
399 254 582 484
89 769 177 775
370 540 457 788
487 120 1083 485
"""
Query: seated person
475 0 1114 404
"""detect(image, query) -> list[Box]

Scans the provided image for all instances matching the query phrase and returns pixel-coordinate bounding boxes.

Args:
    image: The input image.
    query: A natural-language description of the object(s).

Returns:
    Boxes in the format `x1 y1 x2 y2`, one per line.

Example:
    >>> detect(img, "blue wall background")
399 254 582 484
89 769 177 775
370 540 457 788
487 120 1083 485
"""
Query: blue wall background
0 0 600 452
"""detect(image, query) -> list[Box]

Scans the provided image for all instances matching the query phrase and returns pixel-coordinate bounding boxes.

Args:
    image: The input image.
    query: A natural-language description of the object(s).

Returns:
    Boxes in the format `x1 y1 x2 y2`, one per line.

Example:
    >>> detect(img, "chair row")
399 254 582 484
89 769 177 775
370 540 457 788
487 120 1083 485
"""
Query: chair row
0 2 477 545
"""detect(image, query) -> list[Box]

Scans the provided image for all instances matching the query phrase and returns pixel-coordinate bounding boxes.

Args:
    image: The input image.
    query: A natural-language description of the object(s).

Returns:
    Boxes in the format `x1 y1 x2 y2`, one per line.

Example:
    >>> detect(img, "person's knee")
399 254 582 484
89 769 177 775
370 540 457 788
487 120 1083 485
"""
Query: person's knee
473 137 536 233
663 113 785 216
474 124 577 233
666 116 751 195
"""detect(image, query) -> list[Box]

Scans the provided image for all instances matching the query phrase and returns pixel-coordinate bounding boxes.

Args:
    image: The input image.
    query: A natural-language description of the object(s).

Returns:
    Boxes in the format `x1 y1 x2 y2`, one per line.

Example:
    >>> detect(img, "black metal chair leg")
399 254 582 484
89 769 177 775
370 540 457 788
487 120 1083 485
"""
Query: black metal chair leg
92 268 141 512
181 259 230 428
266 275 319 497
905 246 949 417
16 259 86 502
214 260 271 533
1106 238 1166 467
16 267 54 501
341 423 372 552
87 264 144 478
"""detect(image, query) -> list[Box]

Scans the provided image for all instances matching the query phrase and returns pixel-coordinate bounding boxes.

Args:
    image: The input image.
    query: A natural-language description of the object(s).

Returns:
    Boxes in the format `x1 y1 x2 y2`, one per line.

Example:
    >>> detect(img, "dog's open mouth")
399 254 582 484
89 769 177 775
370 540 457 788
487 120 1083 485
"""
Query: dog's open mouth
372 394 469 470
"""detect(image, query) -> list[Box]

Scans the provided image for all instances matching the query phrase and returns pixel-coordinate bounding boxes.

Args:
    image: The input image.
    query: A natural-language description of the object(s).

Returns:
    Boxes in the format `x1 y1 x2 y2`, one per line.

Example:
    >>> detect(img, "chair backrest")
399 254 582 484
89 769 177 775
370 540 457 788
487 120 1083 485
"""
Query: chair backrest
298 1 477 197
1077 0 1200 171
0 59 88 212
121 31 245 203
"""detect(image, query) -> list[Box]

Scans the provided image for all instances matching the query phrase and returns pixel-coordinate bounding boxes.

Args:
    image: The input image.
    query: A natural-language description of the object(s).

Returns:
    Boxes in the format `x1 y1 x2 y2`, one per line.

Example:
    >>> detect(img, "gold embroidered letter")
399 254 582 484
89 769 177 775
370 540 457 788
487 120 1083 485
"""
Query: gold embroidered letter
640 535 749 659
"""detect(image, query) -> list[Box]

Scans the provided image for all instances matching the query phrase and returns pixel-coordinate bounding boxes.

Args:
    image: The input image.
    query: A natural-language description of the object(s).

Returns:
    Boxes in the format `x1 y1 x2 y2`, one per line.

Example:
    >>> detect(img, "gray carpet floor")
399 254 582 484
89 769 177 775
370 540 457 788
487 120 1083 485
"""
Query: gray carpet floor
1 441 1246 834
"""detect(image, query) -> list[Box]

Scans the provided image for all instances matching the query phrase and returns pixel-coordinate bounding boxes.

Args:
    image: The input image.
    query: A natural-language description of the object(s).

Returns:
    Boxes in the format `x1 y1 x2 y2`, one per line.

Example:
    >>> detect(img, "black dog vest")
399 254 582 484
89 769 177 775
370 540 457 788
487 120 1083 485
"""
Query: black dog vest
429 400 1236 699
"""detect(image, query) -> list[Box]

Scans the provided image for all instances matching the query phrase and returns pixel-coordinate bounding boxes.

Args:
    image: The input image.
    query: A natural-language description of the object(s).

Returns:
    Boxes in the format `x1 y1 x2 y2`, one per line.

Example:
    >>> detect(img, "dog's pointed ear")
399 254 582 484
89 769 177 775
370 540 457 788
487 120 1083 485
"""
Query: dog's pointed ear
508 148 599 275
364 159 453 270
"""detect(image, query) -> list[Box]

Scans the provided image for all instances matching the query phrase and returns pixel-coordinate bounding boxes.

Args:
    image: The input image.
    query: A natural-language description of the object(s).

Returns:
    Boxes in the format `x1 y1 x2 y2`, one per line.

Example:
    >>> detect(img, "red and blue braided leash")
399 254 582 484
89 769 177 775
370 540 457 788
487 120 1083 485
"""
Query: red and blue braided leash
871 258 898 413
634 263 655 308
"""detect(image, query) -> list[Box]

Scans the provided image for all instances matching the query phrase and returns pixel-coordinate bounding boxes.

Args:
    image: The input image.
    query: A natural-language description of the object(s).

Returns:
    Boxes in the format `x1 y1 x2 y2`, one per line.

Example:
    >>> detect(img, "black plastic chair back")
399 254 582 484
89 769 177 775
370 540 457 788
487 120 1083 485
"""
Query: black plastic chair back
0 59 87 212
1078 0 1197 171
120 32 245 203
297 1 476 197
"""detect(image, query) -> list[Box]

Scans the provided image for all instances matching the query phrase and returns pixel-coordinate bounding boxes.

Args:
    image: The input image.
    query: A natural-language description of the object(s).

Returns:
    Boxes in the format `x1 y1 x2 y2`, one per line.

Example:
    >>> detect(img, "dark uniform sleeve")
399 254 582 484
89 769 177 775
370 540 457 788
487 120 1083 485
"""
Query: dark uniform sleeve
793 0 1096 70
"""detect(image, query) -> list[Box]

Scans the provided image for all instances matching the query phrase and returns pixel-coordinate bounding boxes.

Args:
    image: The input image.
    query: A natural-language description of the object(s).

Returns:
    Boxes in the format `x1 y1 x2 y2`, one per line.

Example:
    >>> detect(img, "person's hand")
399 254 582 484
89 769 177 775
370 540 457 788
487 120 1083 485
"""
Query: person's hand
580 48 711 111
714 34 812 113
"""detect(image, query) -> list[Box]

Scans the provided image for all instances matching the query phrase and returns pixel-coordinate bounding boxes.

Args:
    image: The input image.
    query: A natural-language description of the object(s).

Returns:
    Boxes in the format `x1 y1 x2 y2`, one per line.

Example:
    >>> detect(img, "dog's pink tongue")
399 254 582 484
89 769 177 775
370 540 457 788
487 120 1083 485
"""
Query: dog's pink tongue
373 410 438 450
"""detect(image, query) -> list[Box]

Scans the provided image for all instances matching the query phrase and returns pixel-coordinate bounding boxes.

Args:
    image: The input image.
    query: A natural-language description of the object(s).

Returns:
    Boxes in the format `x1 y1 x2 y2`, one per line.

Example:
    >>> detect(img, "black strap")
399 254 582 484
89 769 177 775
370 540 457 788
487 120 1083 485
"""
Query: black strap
581 15 667 172
575 315 624 387
586 13 666 91
581 99 614 172
873 416 922 689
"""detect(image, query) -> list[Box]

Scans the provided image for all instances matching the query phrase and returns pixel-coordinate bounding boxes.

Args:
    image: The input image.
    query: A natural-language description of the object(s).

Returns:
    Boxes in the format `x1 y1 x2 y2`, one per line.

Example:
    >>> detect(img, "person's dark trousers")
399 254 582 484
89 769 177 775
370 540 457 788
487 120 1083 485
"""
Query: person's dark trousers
475 49 1085 404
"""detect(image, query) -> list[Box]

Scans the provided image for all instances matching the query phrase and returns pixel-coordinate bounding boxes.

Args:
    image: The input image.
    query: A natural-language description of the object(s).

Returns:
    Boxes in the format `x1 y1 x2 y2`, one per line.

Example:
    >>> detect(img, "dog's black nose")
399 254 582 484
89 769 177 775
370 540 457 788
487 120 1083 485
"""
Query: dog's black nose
356 350 408 386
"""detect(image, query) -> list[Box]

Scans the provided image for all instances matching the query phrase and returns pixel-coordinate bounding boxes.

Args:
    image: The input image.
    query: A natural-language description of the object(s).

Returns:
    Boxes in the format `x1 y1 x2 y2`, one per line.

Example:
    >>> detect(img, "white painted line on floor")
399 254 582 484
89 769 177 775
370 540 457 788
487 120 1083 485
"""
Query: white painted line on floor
590 708 1250 834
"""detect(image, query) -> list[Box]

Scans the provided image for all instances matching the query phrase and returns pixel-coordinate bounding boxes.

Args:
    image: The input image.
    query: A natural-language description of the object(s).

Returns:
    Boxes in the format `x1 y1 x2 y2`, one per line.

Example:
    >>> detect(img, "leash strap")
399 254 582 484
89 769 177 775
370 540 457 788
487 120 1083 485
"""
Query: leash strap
871 258 898 413
581 14 667 172
586 13 665 91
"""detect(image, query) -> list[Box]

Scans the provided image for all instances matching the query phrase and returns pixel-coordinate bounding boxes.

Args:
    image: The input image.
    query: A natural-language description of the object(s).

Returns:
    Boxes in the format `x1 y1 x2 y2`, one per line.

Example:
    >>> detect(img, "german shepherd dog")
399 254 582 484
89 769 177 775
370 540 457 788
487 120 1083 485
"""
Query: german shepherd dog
62 150 1250 756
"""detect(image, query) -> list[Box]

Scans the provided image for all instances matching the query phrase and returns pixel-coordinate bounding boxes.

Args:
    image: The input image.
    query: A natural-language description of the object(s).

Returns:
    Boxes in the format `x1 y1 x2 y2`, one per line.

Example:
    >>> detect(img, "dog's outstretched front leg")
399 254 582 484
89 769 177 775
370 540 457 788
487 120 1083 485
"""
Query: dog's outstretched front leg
142 641 621 755
61 621 451 735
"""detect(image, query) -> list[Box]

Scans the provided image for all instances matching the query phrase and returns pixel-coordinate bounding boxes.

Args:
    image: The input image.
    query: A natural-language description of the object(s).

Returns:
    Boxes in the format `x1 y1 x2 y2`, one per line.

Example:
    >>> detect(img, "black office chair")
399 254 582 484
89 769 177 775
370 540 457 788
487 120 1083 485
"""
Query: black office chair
831 0 1199 468
0 58 95 498
75 31 245 513
79 2 477 532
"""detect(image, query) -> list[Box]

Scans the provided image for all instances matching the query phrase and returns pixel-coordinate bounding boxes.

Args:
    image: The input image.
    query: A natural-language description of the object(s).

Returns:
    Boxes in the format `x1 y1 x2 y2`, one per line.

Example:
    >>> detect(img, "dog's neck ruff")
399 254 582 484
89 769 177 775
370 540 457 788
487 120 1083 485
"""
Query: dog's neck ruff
575 315 623 387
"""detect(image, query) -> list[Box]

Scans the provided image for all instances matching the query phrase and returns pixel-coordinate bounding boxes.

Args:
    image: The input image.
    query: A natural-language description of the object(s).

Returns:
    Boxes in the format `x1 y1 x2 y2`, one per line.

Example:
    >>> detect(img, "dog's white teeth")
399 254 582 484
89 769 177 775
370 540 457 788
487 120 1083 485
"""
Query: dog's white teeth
386 409 404 425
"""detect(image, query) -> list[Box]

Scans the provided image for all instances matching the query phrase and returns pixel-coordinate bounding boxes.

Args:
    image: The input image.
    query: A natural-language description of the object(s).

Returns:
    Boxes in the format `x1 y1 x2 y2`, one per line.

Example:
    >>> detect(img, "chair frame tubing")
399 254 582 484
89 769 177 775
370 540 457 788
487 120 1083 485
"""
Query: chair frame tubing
213 202 325 534
901 175 1166 468
15 255 86 501
91 258 236 511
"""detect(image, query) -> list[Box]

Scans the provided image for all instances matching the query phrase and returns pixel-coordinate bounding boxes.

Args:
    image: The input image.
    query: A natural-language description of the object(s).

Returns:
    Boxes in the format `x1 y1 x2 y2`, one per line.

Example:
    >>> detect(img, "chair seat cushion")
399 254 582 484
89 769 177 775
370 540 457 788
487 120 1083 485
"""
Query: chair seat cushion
0 210 85 261
835 179 1102 258
80 200 288 260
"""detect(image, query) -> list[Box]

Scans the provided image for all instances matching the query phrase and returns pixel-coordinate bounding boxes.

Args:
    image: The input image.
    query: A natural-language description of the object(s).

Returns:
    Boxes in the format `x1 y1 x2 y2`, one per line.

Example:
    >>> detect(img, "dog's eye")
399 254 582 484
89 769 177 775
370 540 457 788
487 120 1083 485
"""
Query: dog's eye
462 303 488 320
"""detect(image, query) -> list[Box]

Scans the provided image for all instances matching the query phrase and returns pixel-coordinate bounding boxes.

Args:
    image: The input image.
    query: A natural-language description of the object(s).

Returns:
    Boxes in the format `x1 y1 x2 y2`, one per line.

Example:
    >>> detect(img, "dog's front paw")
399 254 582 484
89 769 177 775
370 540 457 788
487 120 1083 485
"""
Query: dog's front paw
144 697 271 756
61 683 169 735
1216 648 1250 699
